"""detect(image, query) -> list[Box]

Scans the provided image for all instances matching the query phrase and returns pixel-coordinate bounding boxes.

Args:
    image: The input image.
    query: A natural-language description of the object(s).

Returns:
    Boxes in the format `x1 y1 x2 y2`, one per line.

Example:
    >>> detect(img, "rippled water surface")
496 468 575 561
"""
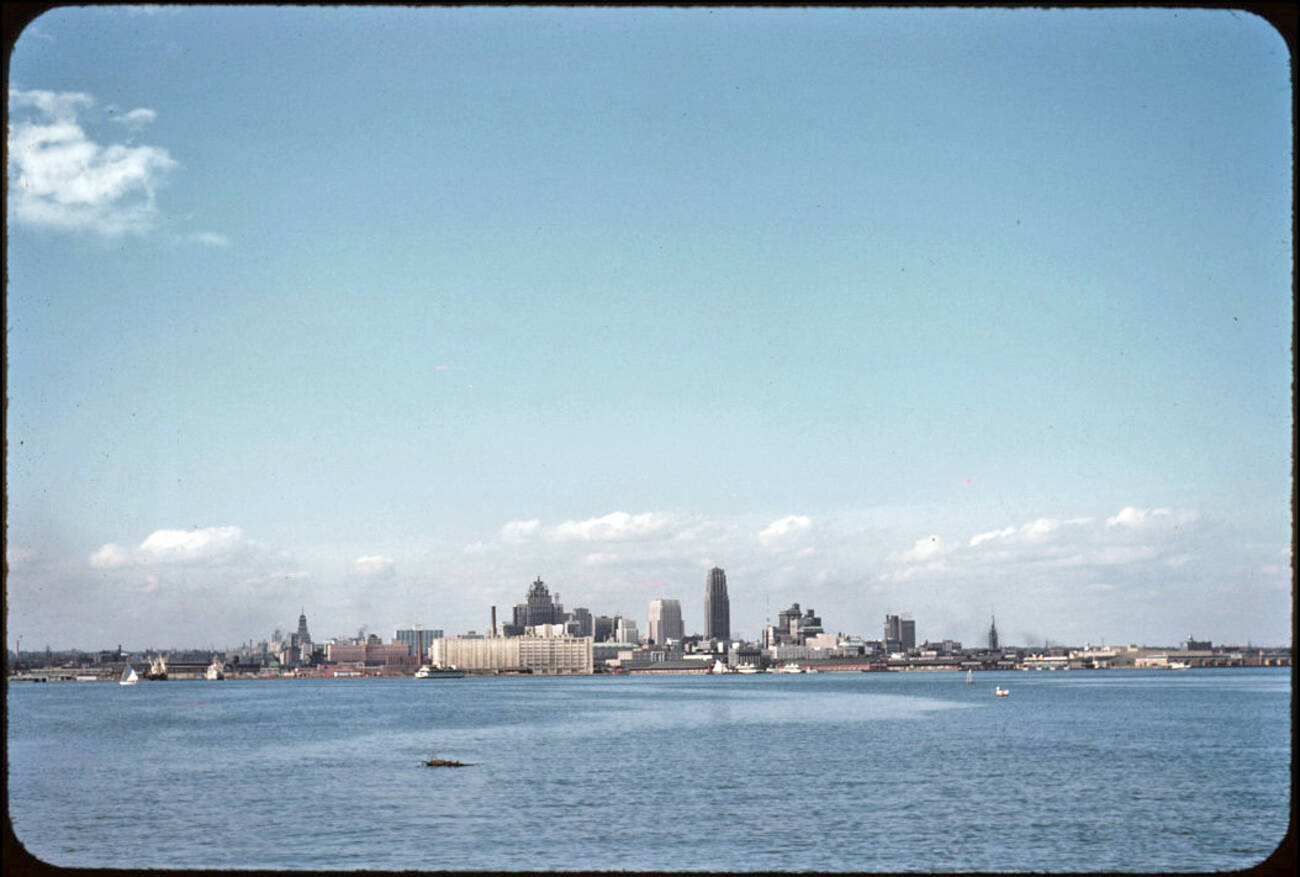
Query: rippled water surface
7 668 1290 871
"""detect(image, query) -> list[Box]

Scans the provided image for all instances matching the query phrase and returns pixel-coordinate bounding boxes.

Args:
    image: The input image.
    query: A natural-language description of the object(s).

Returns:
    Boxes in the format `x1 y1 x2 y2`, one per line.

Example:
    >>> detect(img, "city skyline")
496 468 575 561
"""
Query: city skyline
6 8 1293 652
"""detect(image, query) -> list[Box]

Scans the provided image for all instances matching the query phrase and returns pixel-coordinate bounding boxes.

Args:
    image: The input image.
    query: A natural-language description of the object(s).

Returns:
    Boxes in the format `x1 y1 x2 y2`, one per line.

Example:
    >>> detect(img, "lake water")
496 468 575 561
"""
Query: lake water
6 668 1290 871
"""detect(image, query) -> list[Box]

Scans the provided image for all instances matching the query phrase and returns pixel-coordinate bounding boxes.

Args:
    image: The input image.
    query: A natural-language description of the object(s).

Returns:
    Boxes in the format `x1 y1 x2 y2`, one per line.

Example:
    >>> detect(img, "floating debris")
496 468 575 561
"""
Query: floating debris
423 755 474 768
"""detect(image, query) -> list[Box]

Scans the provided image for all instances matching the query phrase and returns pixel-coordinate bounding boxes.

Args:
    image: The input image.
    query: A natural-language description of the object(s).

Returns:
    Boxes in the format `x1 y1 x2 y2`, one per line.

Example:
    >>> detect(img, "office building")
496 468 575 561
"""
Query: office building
395 628 441 658
566 607 594 638
775 603 824 645
648 599 684 645
511 577 568 631
705 567 730 641
287 610 313 666
615 617 640 644
901 617 915 651
592 615 616 643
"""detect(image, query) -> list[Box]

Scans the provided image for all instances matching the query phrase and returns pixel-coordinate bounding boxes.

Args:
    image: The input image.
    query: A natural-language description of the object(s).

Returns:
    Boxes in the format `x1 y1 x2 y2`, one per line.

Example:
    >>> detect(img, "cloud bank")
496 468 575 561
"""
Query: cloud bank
8 87 224 244
8 88 176 236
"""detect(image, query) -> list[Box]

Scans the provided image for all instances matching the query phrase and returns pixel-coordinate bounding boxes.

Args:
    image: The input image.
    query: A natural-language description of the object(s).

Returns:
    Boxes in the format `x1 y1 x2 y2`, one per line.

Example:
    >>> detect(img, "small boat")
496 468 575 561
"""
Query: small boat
994 686 1009 697
777 662 804 674
119 664 139 686
735 663 760 675
204 657 225 680
416 665 466 679
711 659 732 674
966 669 974 684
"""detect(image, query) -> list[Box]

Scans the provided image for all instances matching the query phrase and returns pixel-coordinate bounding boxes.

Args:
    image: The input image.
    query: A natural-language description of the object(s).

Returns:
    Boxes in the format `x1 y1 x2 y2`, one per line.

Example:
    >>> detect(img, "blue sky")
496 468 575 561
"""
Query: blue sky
6 7 1292 651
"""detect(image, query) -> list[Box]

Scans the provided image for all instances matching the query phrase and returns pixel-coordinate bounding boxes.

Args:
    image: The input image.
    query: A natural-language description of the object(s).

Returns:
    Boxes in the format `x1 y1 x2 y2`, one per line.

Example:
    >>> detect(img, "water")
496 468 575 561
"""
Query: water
7 668 1290 871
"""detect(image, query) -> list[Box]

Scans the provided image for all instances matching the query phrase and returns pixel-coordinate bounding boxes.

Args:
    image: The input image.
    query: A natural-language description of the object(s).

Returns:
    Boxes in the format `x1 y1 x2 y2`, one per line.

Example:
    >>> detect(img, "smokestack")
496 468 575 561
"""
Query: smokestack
491 606 497 638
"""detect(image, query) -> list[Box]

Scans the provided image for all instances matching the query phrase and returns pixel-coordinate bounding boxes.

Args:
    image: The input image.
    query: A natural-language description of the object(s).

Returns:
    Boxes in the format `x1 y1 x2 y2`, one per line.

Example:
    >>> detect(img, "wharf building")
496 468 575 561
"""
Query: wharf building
705 567 731 642
647 599 684 645
431 635 593 674
325 638 411 667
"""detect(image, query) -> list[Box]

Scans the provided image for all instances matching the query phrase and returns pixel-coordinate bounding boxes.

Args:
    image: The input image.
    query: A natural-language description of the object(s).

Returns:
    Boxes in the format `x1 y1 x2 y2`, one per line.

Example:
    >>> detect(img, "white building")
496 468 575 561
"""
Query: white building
431 636 593 674
647 598 684 645
615 618 640 645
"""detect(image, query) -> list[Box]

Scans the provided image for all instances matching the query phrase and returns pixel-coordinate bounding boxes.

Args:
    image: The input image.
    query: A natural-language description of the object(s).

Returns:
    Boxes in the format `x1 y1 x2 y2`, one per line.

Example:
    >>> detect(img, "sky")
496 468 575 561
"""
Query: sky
5 7 1292 652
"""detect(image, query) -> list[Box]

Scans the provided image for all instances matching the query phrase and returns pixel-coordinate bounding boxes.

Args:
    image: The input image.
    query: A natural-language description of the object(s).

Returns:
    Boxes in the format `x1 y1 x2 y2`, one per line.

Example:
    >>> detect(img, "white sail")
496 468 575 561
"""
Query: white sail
119 665 139 686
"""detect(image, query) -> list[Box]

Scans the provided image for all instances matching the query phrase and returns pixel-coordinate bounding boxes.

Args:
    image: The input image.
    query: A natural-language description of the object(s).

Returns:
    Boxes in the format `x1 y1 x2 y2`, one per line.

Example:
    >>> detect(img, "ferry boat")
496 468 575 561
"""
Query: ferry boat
777 663 805 674
415 665 466 679
735 663 760 675
204 658 225 680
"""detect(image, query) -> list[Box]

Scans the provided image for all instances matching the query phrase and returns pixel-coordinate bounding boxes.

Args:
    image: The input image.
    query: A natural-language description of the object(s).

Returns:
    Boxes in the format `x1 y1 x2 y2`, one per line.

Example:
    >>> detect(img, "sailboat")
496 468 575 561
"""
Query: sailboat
119 664 139 686
966 669 974 684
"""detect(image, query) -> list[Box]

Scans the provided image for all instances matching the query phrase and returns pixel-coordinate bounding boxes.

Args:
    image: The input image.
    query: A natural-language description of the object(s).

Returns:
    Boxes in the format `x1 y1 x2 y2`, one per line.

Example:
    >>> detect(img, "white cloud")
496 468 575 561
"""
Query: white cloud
7 87 177 236
1021 518 1059 538
552 511 674 542
969 526 1015 547
89 525 256 569
757 514 812 547
8 88 92 119
185 231 229 246
1106 506 1199 528
354 555 396 579
138 526 246 562
500 519 541 543
111 107 157 128
892 534 949 563
89 542 130 569
583 552 619 566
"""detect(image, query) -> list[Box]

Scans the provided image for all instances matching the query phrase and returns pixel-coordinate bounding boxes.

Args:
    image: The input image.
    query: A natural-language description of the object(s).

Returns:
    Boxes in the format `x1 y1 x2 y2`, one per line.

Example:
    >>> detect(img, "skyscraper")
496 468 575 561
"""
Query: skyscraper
510 577 567 632
705 567 730 641
900 616 916 651
884 613 901 646
615 617 640 644
988 614 999 651
884 612 915 651
647 599 684 645
295 610 313 665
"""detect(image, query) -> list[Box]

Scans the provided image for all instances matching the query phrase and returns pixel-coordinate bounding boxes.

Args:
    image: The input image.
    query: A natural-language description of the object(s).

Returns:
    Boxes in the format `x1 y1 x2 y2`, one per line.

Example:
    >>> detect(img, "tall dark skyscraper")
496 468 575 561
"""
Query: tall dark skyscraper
293 609 313 666
705 567 730 641
988 614 999 651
